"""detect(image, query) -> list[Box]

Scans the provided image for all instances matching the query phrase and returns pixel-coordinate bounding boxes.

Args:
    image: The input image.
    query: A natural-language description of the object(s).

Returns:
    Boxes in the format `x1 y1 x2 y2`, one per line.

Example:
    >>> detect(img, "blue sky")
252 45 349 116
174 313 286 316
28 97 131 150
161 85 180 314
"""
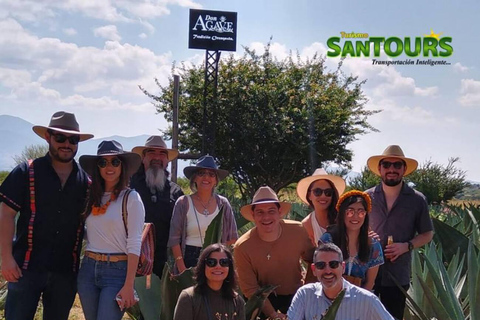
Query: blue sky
0 0 479 181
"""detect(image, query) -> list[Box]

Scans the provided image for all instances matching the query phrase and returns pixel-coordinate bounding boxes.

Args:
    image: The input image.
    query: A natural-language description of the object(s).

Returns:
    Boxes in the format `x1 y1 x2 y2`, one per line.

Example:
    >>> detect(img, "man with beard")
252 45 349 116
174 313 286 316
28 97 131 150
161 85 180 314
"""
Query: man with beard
288 243 393 320
0 111 93 320
130 136 183 319
365 145 433 320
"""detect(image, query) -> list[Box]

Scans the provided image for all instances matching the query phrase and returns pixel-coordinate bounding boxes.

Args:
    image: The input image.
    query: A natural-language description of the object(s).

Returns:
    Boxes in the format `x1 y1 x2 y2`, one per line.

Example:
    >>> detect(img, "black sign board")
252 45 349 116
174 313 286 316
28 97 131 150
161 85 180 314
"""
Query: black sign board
189 9 237 52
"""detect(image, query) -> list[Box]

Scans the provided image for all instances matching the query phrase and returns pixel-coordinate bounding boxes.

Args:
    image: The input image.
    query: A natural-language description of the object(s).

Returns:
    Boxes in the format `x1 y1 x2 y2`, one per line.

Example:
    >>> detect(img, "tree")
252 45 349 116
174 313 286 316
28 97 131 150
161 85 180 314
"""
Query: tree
141 43 378 198
12 144 48 166
347 166 380 191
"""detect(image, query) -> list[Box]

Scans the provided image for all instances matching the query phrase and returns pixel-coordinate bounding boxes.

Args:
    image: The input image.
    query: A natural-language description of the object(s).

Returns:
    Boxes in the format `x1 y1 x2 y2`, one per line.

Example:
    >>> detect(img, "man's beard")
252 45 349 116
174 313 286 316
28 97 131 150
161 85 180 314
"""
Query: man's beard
145 167 166 192
382 174 402 187
49 144 76 163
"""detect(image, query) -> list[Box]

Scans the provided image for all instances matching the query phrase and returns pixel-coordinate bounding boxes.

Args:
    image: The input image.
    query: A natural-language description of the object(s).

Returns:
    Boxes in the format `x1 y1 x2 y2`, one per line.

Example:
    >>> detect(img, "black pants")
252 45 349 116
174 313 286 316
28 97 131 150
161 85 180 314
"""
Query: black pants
184 245 202 268
374 284 409 320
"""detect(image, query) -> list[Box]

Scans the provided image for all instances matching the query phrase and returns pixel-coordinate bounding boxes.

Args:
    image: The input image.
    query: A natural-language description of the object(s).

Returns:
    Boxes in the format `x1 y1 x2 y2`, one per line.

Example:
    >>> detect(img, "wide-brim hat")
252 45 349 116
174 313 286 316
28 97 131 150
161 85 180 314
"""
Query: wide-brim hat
184 155 229 181
367 145 418 176
32 111 93 142
296 168 346 205
240 186 292 222
132 135 179 161
80 140 141 178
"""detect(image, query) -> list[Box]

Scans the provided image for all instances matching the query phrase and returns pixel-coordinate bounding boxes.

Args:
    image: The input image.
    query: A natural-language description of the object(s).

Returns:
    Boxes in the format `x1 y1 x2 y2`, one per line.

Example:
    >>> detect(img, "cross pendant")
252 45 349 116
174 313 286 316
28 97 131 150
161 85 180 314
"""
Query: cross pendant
267 254 271 260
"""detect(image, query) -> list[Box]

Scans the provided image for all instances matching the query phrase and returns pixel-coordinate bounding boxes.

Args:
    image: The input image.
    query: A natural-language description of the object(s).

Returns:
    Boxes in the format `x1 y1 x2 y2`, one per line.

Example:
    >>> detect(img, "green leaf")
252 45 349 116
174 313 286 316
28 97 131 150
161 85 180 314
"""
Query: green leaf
245 284 278 320
202 205 224 249
417 275 456 320
432 218 470 265
467 241 480 319
320 289 346 320
160 263 195 320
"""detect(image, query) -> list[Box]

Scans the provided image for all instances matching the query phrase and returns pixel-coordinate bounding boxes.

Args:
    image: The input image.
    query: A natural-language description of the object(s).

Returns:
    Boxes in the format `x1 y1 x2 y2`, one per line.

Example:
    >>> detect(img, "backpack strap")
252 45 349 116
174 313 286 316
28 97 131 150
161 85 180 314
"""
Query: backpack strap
121 189 134 235
22 159 35 270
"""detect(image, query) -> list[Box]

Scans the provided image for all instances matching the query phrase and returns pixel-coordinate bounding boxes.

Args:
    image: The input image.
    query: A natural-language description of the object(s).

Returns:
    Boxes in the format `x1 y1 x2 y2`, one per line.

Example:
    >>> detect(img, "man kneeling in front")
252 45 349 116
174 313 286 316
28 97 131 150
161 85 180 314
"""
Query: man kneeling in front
288 243 394 320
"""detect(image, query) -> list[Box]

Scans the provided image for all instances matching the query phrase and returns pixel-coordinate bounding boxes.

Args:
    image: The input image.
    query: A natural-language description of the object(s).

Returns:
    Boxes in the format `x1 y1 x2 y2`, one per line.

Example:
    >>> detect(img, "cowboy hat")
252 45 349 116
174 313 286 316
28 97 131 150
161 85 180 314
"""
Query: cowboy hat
32 111 93 142
132 135 179 161
240 186 292 222
367 145 418 176
184 155 229 181
296 168 346 205
80 140 141 178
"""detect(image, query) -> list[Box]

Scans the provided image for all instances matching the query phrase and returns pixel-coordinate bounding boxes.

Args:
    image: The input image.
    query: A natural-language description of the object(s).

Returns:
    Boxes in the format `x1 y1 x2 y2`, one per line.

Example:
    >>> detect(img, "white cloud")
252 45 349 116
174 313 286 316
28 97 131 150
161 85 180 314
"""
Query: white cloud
63 28 77 36
459 79 480 107
94 25 122 41
139 33 147 39
453 62 469 73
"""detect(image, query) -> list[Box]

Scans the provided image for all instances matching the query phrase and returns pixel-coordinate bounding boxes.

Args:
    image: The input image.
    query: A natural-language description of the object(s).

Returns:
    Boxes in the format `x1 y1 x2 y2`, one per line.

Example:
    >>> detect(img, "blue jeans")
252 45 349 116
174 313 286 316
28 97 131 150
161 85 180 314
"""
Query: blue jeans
5 269 77 320
77 257 127 320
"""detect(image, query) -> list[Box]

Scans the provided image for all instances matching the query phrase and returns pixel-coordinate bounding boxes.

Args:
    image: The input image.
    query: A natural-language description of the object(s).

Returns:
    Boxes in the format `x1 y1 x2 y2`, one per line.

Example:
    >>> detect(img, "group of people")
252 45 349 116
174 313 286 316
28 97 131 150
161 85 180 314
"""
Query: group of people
0 111 434 320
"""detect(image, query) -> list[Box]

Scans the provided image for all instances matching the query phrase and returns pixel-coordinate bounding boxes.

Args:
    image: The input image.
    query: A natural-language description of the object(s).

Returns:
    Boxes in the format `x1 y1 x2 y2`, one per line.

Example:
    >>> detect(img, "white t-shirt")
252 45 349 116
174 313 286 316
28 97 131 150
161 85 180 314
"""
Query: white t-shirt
185 195 219 247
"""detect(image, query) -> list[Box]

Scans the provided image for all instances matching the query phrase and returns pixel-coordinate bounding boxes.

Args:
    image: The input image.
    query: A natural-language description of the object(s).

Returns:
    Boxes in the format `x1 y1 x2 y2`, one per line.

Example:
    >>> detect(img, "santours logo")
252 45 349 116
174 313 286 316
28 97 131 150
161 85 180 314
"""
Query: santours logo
189 9 237 52
326 30 453 66
192 15 234 34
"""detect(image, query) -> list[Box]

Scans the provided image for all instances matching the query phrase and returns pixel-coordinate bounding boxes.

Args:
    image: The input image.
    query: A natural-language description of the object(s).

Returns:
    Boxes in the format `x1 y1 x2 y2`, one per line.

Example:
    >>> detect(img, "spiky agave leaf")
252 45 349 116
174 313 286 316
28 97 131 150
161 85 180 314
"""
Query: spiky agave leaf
320 289 346 320
245 284 278 320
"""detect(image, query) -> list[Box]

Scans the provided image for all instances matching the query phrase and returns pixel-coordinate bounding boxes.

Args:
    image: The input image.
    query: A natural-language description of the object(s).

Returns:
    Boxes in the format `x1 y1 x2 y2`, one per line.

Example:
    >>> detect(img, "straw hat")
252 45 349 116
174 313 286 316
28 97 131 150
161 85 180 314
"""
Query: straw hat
132 135 179 161
32 111 93 141
240 186 292 222
296 168 346 204
367 145 418 176
183 155 229 181
80 140 141 178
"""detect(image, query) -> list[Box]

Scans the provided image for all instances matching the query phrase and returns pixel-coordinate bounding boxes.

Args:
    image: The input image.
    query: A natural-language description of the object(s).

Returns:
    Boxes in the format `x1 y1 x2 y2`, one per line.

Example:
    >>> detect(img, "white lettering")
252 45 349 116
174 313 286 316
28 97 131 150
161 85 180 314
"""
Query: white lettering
193 15 207 31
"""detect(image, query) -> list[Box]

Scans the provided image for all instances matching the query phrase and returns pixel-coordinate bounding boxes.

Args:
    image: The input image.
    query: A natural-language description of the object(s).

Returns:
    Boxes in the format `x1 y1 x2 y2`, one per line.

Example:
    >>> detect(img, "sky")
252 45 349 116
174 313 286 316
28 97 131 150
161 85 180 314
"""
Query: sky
0 0 479 181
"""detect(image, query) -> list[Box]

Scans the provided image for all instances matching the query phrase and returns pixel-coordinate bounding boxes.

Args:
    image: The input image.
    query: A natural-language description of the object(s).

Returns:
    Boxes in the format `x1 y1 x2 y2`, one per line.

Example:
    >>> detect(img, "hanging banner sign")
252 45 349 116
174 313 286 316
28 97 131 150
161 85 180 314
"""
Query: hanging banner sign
189 9 237 51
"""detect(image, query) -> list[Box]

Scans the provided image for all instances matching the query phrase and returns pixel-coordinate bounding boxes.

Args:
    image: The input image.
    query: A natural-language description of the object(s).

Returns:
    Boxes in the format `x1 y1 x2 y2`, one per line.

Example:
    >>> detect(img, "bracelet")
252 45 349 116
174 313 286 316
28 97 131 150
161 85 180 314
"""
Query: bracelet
175 256 183 261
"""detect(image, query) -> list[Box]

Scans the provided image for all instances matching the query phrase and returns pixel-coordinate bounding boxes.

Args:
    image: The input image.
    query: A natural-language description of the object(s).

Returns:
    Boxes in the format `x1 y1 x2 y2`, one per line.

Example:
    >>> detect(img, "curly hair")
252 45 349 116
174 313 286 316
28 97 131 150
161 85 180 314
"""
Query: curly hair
194 243 238 299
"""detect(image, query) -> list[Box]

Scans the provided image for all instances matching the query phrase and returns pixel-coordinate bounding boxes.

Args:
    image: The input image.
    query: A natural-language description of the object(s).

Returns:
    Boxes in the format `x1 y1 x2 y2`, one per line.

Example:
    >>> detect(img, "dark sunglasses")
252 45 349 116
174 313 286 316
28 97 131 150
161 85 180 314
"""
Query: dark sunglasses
314 260 341 270
97 158 122 168
381 161 404 169
311 188 334 197
48 130 80 145
205 258 230 268
197 170 216 178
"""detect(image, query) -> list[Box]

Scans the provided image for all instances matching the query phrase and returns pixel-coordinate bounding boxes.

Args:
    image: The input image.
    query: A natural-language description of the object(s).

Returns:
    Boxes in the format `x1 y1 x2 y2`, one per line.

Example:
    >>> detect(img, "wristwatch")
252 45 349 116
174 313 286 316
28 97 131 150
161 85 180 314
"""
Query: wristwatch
407 241 414 251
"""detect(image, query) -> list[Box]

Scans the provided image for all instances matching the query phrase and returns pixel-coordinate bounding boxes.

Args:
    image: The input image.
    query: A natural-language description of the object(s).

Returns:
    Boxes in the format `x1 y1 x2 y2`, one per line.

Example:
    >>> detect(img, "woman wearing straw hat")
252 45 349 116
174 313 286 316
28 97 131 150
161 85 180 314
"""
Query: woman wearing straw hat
296 168 346 246
319 190 384 290
234 186 315 320
77 140 144 320
168 155 238 273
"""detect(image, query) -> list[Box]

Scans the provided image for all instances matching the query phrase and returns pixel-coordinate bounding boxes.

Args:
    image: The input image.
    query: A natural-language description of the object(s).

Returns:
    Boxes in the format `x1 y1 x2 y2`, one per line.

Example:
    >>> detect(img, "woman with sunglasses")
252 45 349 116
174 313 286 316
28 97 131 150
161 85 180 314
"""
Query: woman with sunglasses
296 169 346 246
173 243 245 320
77 140 144 320
319 190 384 290
168 155 238 273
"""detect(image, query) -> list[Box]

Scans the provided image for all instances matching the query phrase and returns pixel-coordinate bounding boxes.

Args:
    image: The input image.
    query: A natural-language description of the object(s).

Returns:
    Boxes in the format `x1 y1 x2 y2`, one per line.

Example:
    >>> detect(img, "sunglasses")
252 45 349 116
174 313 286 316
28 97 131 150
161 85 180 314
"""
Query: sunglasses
97 158 122 168
205 258 230 268
197 170 216 178
311 188 334 197
381 161 404 169
345 208 367 218
314 260 341 270
48 131 80 145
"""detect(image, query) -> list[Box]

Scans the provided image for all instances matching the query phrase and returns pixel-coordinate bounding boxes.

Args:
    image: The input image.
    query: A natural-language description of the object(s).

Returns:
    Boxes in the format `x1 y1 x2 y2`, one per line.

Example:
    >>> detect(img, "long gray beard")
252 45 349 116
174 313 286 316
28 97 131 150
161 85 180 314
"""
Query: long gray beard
145 167 166 192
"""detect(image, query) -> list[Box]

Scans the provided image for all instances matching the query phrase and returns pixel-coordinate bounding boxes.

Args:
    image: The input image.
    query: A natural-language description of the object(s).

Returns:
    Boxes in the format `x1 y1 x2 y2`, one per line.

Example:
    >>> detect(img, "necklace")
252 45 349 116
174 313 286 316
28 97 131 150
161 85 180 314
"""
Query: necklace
196 194 213 216
91 193 116 216
264 225 282 261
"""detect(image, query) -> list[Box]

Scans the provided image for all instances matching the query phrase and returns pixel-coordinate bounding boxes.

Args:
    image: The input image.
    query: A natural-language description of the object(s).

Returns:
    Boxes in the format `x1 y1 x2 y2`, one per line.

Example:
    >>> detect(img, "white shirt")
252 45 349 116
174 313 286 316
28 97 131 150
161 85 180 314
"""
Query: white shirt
185 195 219 247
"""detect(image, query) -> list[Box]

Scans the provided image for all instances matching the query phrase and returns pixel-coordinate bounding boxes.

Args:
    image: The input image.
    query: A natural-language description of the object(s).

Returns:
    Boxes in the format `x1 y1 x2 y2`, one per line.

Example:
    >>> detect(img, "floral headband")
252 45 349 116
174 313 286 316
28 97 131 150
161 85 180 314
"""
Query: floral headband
335 190 372 213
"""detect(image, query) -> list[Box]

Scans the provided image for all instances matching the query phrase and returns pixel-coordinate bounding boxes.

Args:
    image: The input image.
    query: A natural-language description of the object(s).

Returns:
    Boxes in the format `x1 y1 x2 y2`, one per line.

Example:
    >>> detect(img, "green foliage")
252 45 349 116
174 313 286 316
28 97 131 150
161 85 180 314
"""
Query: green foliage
12 144 48 166
347 166 380 191
142 43 378 198
320 289 345 320
406 158 469 205
244 285 278 320
0 171 9 185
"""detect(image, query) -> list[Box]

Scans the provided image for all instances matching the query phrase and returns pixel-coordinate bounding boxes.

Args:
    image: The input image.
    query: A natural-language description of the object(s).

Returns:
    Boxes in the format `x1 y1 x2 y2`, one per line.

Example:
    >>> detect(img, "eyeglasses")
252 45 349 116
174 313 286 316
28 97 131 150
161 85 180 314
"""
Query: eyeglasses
310 188 334 197
97 158 122 168
197 170 216 178
205 258 230 268
48 131 80 145
381 161 404 170
345 208 367 218
314 260 341 270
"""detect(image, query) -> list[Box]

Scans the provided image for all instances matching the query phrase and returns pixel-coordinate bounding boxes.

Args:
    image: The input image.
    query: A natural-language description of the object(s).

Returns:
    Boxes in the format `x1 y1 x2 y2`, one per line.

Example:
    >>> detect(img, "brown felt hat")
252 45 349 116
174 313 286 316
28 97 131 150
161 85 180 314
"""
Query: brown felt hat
32 111 93 141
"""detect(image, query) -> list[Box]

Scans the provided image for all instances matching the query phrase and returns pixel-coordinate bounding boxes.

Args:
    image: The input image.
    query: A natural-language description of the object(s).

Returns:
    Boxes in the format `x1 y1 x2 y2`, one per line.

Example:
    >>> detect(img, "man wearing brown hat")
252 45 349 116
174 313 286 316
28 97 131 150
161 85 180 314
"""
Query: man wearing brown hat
130 136 183 319
365 145 433 320
0 111 93 320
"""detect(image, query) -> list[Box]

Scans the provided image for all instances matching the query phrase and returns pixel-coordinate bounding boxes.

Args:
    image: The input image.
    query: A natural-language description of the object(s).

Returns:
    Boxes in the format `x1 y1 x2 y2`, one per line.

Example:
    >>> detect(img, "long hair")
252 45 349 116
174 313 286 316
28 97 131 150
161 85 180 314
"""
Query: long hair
306 179 339 225
84 157 130 218
334 195 370 263
189 171 218 193
194 243 237 299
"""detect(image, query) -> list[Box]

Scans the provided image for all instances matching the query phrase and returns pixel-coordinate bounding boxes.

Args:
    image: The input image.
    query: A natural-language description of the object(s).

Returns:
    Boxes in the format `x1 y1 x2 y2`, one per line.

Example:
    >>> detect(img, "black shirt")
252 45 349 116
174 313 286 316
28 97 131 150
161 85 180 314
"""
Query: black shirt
130 169 183 277
0 154 89 274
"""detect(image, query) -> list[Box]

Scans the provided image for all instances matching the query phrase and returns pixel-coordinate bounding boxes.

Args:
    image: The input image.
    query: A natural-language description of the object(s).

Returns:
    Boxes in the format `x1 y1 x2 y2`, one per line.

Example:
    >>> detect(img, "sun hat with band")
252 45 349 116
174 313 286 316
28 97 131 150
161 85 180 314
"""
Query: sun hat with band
296 168 346 205
367 145 418 177
32 111 93 142
183 155 229 181
80 140 141 178
240 186 292 222
132 135 179 161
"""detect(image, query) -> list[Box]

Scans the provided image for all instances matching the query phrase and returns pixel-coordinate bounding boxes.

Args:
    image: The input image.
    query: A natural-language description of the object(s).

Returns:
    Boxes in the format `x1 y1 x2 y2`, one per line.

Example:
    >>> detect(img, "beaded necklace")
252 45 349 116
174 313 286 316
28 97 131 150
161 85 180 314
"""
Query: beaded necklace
91 193 116 215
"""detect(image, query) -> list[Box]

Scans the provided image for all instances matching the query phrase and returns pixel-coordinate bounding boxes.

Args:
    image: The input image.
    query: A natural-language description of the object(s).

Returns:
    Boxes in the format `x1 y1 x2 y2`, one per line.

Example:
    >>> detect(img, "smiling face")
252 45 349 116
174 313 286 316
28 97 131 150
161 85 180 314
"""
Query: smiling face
193 169 218 192
205 251 229 288
344 201 367 232
46 130 79 163
312 250 345 294
98 155 122 191
307 179 334 213
143 148 168 171
252 202 282 236
379 157 406 187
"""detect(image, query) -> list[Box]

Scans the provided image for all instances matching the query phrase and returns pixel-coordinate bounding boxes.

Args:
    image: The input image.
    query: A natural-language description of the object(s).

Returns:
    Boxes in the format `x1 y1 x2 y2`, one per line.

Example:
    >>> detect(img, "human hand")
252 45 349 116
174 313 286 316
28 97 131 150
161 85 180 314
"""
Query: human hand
385 242 409 262
368 230 380 241
1 255 22 282
115 285 138 310
269 311 287 320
